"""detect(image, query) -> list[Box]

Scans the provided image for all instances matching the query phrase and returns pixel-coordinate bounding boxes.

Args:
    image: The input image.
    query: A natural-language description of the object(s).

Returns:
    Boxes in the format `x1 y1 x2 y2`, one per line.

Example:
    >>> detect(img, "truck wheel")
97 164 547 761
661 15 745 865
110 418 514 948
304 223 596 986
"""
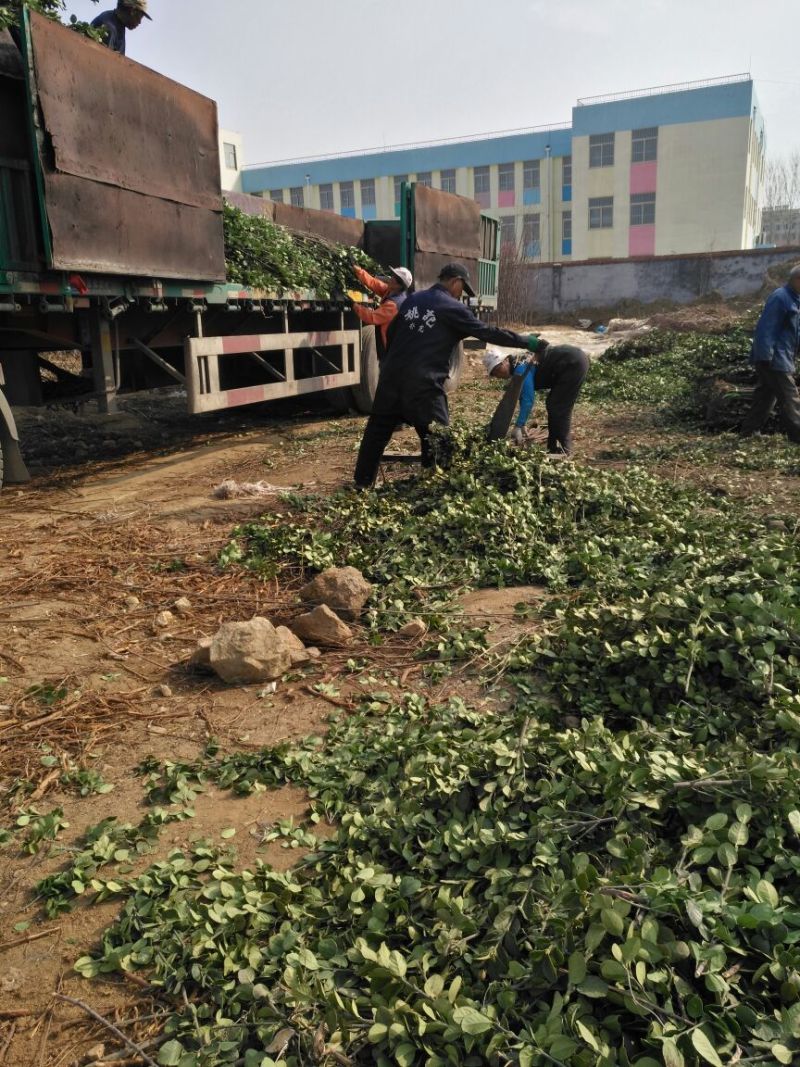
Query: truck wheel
444 342 464 395
349 326 379 415
326 386 352 414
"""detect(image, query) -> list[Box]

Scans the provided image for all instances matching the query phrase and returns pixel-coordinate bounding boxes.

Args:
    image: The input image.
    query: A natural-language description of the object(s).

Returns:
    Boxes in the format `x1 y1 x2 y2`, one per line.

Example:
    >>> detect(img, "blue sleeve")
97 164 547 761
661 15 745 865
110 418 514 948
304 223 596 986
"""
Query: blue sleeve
515 365 536 427
753 290 790 361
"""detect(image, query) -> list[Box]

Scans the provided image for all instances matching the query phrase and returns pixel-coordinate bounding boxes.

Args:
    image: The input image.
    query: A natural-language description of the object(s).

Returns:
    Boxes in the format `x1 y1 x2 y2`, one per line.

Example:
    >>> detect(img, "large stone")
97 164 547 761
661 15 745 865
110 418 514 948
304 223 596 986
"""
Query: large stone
275 625 310 666
291 605 353 647
189 635 213 670
299 566 372 620
209 617 293 684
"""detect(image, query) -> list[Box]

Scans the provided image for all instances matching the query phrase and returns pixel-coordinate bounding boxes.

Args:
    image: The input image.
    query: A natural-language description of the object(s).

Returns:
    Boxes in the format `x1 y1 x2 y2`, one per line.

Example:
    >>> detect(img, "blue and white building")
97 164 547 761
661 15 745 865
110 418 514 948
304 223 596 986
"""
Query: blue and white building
243 74 765 261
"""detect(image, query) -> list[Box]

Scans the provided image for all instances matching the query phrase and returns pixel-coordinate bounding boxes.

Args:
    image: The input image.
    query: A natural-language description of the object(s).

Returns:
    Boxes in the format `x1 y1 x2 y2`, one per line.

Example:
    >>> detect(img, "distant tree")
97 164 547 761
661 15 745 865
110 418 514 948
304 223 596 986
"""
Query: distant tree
0 1 99 36
764 152 800 211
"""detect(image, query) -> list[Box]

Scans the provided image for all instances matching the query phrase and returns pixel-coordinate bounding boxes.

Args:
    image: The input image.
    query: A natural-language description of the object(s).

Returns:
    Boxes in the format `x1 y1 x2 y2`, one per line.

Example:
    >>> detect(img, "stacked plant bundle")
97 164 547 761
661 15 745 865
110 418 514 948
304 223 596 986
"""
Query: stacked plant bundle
223 201 380 298
61 432 800 1066
583 326 758 425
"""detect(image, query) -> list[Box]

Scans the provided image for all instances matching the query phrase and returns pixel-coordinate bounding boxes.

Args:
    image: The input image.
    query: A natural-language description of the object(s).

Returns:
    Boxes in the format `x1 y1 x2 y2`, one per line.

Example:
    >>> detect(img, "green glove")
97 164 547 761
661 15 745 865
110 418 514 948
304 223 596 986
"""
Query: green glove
526 334 541 352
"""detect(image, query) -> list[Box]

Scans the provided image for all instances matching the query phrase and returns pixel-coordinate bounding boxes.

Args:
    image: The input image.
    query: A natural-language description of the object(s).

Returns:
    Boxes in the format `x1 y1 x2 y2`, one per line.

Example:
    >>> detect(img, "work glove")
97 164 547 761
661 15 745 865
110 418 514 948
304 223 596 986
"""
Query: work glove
527 335 549 355
510 426 525 446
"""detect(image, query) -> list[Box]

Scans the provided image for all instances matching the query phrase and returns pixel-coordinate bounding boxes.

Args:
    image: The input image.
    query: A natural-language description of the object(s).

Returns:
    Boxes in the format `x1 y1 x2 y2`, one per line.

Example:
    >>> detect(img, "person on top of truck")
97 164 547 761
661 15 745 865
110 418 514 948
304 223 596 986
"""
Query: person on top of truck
91 0 151 56
351 265 412 364
353 262 546 488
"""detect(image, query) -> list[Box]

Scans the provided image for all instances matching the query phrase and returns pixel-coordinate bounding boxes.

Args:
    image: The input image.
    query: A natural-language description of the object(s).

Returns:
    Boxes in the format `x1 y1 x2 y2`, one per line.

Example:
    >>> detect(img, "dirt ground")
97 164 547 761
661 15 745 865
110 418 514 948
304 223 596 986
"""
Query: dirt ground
0 322 794 1065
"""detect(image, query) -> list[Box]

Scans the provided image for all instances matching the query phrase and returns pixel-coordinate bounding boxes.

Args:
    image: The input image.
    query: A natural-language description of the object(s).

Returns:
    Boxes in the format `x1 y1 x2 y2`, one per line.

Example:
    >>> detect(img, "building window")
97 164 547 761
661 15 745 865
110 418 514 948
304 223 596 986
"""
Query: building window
562 156 572 186
290 186 304 208
523 160 540 190
589 133 615 168
631 127 658 163
561 210 572 256
360 179 376 207
269 189 284 204
473 165 490 198
223 142 238 171
319 183 334 211
340 181 355 211
500 216 517 250
394 175 408 204
440 168 456 194
499 163 515 193
416 171 432 188
589 196 613 228
630 192 656 226
522 213 540 258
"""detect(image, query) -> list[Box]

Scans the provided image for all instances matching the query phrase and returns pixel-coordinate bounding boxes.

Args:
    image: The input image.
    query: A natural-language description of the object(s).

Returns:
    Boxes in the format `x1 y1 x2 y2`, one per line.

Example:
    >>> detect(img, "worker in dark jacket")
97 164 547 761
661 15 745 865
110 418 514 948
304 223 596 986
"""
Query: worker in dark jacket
91 0 151 55
485 344 590 454
740 265 800 442
352 264 412 363
354 262 546 487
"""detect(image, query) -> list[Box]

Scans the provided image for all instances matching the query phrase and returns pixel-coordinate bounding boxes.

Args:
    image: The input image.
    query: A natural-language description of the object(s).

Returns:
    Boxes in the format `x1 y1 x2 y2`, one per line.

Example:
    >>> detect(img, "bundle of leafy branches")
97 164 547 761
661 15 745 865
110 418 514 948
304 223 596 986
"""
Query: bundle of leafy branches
0 0 101 36
223 201 380 298
582 326 757 426
64 431 800 1066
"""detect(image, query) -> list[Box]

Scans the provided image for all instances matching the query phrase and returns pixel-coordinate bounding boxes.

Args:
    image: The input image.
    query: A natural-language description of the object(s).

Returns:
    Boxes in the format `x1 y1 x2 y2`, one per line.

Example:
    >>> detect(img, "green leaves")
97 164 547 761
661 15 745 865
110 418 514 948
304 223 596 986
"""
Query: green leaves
223 201 379 298
57 426 800 1067
452 1006 493 1035
691 1028 723 1066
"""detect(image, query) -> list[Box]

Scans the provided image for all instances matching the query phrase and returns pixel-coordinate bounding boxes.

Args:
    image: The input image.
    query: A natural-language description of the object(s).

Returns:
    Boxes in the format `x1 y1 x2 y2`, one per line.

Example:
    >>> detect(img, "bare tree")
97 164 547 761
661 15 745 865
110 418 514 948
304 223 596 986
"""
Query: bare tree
497 239 539 325
764 152 800 210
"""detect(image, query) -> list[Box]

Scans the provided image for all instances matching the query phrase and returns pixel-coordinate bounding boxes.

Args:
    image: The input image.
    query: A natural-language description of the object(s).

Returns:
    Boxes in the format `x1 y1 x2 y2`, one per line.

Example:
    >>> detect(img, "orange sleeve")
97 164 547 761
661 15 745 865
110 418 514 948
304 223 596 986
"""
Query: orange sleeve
353 265 390 298
353 300 398 328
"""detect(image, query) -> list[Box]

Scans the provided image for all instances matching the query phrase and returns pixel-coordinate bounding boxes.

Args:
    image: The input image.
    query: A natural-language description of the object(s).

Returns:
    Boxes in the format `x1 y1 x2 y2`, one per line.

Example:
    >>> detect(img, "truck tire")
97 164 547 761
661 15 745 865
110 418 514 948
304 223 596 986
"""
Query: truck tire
349 326 380 415
444 342 465 395
326 385 353 414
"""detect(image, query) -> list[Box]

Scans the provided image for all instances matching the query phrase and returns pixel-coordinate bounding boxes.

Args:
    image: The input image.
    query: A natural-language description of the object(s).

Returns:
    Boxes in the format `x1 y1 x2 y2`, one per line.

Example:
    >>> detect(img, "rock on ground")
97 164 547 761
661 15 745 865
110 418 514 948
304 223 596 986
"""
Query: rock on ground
398 619 428 640
291 605 353 647
208 617 300 684
299 566 372 620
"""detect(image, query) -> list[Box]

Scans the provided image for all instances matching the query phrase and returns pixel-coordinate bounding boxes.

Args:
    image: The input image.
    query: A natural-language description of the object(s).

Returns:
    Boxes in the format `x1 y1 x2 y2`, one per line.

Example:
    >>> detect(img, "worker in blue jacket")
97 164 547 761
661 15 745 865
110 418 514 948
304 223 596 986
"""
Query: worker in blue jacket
353 263 546 487
484 344 589 453
483 347 536 445
741 265 800 442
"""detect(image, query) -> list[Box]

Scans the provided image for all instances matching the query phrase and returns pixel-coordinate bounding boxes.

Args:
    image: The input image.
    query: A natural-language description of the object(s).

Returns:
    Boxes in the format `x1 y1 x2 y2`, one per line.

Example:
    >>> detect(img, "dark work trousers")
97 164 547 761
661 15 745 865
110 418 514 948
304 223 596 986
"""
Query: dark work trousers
353 414 436 488
535 346 590 453
741 364 800 442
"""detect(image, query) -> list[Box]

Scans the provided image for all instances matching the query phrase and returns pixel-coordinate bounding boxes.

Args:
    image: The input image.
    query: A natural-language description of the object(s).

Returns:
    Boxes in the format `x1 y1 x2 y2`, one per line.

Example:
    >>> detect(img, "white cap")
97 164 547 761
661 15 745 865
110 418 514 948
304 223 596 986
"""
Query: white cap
483 348 508 375
389 266 413 290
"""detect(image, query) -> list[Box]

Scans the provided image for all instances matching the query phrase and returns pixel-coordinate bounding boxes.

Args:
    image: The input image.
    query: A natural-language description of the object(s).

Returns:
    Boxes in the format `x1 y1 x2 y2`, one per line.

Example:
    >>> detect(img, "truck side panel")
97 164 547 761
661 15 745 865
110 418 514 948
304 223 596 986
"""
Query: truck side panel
25 12 225 281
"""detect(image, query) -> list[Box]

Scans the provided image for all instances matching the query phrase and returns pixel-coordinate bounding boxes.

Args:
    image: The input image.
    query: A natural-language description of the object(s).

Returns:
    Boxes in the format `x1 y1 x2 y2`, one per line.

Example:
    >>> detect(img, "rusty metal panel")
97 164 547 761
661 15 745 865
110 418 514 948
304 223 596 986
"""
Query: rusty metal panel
29 13 220 209
412 251 480 292
27 12 225 280
45 173 224 279
413 185 482 261
274 202 365 248
225 192 277 220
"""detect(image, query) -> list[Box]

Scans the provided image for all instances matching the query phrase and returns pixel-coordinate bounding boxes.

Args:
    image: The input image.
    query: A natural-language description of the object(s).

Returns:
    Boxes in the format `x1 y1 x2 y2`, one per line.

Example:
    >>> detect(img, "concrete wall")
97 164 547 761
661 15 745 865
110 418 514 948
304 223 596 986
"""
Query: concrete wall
522 245 800 316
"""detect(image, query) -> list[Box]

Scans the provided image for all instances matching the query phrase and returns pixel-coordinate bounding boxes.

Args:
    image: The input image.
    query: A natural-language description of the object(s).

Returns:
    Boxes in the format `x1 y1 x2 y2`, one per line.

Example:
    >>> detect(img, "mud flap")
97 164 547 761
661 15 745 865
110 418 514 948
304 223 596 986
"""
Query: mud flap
0 388 30 484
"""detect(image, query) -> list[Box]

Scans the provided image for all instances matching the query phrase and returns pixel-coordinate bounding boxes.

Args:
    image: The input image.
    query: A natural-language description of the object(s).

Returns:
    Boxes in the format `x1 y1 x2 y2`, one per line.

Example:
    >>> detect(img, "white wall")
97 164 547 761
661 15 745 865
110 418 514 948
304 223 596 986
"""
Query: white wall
219 129 244 193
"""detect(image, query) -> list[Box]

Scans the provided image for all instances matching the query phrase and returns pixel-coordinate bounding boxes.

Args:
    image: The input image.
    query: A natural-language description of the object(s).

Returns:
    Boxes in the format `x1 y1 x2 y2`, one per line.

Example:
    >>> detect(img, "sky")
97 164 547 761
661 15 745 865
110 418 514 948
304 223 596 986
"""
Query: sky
65 0 799 166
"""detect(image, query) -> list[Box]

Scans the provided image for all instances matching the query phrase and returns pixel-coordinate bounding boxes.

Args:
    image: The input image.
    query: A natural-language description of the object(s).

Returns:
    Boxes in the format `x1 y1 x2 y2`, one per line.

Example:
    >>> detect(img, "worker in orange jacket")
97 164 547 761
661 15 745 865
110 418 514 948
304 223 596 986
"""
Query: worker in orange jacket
352 265 413 362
